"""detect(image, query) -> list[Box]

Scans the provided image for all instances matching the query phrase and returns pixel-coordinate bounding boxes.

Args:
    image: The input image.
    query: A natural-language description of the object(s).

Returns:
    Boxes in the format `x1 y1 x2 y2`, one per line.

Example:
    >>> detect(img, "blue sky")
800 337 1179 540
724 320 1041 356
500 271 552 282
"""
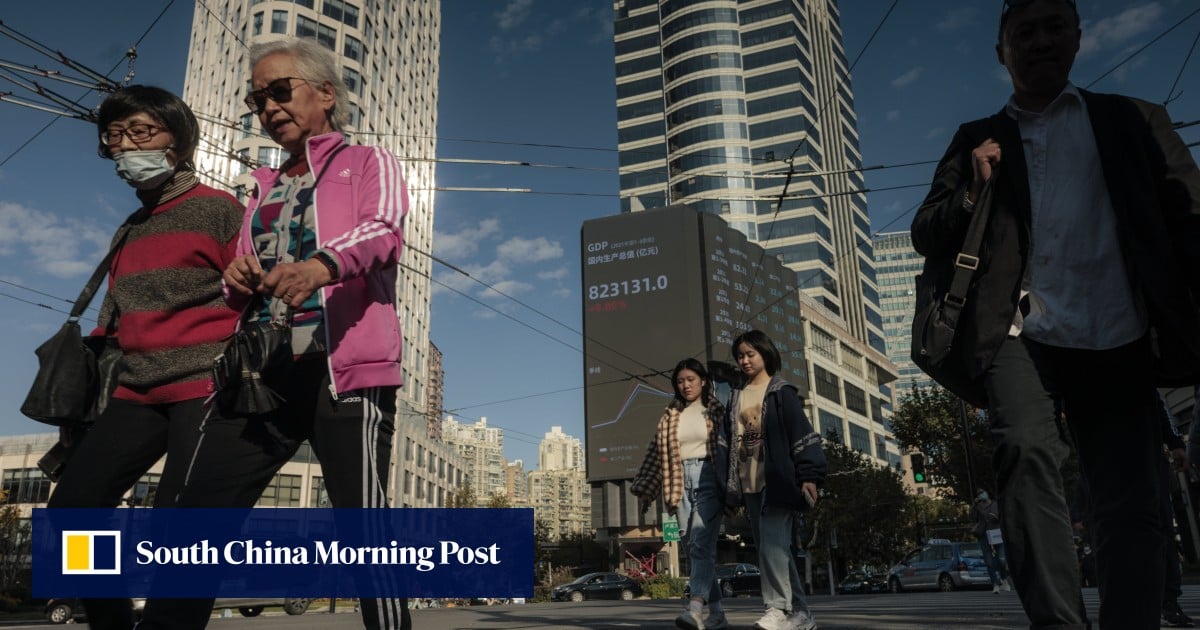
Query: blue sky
0 1 1197 468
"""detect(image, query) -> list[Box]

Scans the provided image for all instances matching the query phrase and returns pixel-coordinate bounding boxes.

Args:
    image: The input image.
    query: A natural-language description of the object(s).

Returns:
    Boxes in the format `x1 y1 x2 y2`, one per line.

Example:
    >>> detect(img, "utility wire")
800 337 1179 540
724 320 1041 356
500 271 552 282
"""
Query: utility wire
1164 27 1200 105
1086 5 1200 89
196 0 249 50
0 1 177 168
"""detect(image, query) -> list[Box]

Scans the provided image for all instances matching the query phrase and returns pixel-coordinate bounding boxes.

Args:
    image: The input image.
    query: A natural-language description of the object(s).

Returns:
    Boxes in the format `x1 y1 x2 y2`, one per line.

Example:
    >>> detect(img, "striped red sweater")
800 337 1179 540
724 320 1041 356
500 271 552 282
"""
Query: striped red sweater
95 173 243 404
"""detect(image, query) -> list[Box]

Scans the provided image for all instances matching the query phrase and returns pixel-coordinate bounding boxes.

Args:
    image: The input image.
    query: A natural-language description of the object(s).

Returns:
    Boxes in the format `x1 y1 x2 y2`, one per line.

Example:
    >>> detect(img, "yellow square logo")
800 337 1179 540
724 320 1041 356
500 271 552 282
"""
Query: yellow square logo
62 531 121 575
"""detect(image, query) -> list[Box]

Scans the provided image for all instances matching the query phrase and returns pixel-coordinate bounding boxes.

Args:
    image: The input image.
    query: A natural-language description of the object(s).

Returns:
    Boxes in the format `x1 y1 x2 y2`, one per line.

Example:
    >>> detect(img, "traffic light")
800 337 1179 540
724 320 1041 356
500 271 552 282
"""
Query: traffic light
910 454 927 484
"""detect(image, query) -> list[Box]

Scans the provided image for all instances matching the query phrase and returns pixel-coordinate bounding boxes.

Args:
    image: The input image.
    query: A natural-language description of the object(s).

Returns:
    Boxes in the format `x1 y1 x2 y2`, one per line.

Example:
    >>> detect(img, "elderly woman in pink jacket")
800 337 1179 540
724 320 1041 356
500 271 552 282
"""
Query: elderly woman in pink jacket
144 37 410 630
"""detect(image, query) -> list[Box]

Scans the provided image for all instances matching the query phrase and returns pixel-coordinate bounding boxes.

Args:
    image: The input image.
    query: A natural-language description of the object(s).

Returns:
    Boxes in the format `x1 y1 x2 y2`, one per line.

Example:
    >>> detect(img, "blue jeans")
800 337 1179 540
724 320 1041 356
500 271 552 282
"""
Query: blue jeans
745 492 808 614
979 538 1009 585
679 458 723 603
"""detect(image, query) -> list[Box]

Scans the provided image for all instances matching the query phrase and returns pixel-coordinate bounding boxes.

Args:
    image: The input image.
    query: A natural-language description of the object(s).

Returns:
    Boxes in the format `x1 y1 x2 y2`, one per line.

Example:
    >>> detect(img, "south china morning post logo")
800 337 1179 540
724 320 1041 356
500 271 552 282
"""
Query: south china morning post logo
62 531 121 575
34 508 534 598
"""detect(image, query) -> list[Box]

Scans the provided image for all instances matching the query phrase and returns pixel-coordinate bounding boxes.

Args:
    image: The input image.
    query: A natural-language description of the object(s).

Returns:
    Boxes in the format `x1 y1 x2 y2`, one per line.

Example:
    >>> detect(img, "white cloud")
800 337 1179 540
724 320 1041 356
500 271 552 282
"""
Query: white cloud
936 8 977 32
538 267 568 281
0 201 111 278
497 236 563 263
885 110 901 122
1111 54 1150 83
496 0 534 30
552 287 572 299
434 218 500 259
1079 3 1162 57
925 127 947 139
891 66 923 88
488 33 543 60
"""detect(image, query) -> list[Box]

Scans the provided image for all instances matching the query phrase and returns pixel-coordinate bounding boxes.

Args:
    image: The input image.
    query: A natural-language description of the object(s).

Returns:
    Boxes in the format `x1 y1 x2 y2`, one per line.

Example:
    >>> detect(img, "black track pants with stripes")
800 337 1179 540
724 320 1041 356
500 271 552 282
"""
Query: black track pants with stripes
138 357 412 630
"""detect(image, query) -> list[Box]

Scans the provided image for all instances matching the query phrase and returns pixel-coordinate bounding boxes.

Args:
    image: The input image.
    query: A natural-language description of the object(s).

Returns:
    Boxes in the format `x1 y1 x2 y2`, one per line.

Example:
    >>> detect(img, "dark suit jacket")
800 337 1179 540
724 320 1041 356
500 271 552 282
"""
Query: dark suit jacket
911 89 1200 384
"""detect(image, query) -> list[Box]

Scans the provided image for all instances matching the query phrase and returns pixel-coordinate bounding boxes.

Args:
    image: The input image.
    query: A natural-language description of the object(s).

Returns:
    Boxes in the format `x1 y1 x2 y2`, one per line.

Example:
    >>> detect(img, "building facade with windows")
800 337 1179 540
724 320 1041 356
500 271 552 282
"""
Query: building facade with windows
872 231 932 394
180 0 441 506
441 416 507 503
613 0 886 355
539 426 584 472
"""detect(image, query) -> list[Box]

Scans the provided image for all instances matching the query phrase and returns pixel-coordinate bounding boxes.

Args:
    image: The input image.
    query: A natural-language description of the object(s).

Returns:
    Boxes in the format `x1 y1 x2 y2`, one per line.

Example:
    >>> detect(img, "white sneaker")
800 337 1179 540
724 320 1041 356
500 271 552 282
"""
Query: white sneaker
706 610 730 630
675 608 704 630
785 610 817 630
992 584 1001 594
754 608 788 630
1002 579 1012 592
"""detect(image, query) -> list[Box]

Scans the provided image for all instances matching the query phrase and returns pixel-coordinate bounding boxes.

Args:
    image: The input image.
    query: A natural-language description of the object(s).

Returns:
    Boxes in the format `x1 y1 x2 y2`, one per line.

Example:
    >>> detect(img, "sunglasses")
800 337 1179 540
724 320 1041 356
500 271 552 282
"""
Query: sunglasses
244 77 313 114
1001 0 1076 18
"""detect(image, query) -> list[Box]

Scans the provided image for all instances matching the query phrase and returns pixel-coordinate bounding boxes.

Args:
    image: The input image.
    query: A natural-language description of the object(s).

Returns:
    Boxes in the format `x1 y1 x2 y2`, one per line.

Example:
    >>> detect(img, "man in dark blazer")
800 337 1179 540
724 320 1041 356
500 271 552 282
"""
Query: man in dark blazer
911 0 1200 628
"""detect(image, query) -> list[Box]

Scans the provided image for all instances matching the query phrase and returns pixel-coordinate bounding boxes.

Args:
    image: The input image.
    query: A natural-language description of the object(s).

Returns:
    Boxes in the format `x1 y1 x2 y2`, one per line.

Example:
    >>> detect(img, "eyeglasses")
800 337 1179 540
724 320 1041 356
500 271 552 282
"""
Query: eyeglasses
244 77 312 114
100 123 165 146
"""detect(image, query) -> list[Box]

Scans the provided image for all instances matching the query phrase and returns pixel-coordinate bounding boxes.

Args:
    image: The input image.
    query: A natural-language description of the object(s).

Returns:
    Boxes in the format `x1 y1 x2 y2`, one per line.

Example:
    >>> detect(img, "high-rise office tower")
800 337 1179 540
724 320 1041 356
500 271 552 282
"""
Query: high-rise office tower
614 0 884 354
181 0 440 503
872 231 932 392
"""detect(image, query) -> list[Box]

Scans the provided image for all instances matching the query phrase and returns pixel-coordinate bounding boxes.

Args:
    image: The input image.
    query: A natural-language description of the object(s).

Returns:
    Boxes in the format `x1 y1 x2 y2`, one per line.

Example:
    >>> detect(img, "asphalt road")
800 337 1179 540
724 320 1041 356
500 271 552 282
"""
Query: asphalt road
9 586 1200 628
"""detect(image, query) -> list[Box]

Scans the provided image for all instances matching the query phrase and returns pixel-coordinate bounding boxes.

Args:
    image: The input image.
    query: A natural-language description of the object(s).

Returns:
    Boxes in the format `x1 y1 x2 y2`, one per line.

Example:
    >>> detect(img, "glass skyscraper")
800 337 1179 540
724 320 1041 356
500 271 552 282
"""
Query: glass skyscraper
614 0 885 354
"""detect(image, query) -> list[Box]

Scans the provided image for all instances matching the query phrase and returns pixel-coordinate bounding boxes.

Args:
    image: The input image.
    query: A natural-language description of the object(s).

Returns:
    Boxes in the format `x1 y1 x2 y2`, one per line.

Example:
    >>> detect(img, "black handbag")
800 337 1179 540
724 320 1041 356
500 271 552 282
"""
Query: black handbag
21 222 130 427
212 298 295 415
910 175 996 408
211 144 348 416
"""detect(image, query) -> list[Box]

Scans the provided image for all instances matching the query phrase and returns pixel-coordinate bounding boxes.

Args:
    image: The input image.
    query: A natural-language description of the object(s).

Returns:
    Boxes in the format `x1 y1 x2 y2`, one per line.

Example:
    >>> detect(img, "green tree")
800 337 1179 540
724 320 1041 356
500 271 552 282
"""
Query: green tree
447 481 477 508
807 438 913 572
485 493 512 508
890 385 995 504
0 490 31 597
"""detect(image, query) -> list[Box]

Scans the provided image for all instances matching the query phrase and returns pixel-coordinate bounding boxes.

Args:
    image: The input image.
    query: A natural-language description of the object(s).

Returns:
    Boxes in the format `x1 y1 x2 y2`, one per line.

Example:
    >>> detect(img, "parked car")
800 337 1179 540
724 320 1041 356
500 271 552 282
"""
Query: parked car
838 570 888 594
887 539 992 592
550 572 642 602
45 596 309 624
684 563 762 598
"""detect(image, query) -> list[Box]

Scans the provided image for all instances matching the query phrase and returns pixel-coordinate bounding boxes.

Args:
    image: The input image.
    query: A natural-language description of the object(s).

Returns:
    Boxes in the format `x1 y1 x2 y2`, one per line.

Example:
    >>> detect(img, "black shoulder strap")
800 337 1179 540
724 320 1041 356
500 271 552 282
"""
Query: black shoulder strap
940 169 998 324
69 208 145 320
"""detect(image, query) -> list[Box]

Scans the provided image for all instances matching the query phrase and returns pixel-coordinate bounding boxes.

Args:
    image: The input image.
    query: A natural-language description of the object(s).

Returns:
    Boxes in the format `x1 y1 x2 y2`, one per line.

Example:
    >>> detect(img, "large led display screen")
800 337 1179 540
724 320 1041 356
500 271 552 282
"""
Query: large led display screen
699 213 808 391
581 206 809 482
581 206 707 481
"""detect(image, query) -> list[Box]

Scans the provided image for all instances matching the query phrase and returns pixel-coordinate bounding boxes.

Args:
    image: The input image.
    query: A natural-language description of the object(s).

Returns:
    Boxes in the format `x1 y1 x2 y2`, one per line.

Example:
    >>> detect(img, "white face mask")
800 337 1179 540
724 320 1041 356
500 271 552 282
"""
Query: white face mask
114 149 175 190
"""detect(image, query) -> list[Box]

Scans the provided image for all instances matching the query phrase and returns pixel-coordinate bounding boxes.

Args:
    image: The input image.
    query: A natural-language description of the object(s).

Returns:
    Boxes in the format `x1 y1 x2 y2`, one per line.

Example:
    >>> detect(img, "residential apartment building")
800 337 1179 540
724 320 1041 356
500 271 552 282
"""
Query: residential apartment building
872 231 931 393
504 459 530 507
442 416 507 502
179 0 441 504
427 342 445 440
528 467 591 541
539 426 584 472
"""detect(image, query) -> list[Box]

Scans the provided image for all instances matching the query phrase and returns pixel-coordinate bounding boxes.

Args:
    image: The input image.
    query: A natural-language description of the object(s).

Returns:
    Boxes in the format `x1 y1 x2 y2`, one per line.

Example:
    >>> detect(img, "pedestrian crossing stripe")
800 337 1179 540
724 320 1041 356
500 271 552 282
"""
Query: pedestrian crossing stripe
62 531 121 575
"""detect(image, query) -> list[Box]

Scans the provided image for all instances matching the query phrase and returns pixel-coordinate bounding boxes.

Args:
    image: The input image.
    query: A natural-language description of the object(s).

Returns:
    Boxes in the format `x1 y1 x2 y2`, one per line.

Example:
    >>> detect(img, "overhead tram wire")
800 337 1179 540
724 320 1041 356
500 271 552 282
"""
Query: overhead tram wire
739 0 899 329
1164 27 1200 105
0 1 177 168
196 0 249 50
400 260 666 390
0 279 102 316
421 181 931 201
1086 5 1200 90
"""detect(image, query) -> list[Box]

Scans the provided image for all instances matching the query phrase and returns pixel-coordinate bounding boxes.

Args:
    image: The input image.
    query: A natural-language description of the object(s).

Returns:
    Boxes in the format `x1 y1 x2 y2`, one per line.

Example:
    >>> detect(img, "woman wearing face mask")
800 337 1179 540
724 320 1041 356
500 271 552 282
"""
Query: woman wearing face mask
726 330 825 630
631 358 729 630
45 85 244 629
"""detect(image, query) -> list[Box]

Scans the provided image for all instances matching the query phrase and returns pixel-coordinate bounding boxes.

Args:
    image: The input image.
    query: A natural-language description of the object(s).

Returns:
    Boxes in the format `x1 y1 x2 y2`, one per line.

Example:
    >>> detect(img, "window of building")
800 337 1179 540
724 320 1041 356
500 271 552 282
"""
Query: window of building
323 0 359 28
271 10 288 34
296 15 317 38
252 12 264 36
810 326 836 361
845 382 867 416
2 468 51 504
317 23 337 50
127 472 161 506
257 146 282 169
309 476 329 507
344 34 362 61
849 423 871 455
818 410 843 444
343 67 363 97
813 364 840 403
258 473 301 506
293 0 314 7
